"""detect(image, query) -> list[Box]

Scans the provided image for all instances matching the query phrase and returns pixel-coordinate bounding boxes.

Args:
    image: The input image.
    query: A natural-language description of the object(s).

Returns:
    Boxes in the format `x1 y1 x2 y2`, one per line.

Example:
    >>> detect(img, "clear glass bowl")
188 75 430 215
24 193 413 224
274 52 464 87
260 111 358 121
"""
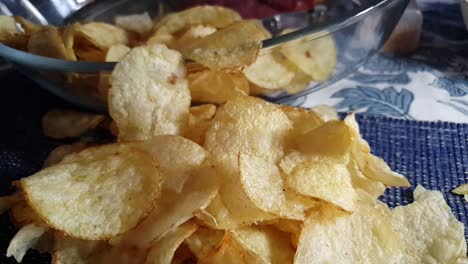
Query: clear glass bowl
0 0 409 112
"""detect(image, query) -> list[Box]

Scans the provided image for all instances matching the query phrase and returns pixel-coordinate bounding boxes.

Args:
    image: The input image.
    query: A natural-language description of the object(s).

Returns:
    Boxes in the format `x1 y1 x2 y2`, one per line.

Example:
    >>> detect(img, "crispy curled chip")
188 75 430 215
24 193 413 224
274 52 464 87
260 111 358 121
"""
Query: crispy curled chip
393 186 467 263
111 163 218 248
115 12 153 35
347 158 386 199
282 34 337 82
239 153 305 220
188 69 249 104
184 104 216 145
453 184 468 201
243 51 295 90
231 225 295 264
42 142 91 168
20 144 163 240
183 20 270 70
7 223 49 263
294 193 403 264
145 221 198 264
109 44 190 141
0 192 21 215
152 5 241 36
185 227 225 259
74 22 129 50
287 160 357 212
42 109 105 139
27 27 72 60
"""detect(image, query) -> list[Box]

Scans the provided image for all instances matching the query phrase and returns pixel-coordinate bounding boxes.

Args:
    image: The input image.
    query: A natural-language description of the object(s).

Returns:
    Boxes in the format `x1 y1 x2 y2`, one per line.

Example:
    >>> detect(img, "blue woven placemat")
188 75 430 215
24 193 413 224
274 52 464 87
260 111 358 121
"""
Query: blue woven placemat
0 70 466 263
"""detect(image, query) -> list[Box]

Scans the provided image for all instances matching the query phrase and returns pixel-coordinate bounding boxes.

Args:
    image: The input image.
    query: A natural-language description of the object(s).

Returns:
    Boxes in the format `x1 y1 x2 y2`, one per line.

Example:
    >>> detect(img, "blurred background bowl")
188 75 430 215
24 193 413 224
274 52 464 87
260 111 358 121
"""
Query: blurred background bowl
0 0 409 112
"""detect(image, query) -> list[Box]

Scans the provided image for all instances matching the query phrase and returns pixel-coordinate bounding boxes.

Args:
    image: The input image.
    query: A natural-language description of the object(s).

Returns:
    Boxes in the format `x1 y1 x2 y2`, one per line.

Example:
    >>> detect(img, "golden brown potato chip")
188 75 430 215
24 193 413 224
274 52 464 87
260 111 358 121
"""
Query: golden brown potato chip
109 44 190 141
27 27 72 60
287 160 357 211
42 109 105 139
20 144 163 240
0 192 21 215
145 221 198 264
188 69 249 104
184 104 216 145
115 12 153 35
152 6 241 36
453 184 468 201
243 51 295 90
294 193 403 263
171 243 196 264
111 163 218 248
52 233 108 264
231 225 295 264
74 22 129 50
282 35 337 82
10 200 46 227
14 16 42 34
392 186 467 263
185 227 225 259
183 20 270 70
7 223 49 263
199 232 264 264
0 15 28 49
42 142 91 168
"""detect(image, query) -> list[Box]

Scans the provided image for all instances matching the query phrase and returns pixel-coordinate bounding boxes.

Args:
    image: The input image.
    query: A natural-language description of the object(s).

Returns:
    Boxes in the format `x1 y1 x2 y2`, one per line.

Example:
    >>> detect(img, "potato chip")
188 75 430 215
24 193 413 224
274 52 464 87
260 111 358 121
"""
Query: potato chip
239 153 305 219
134 135 207 192
146 33 175 47
287 160 356 211
294 193 403 264
270 219 302 248
27 27 72 60
311 105 339 122
42 142 91 168
293 120 352 164
97 44 131 101
183 20 270 70
109 44 190 141
14 16 42 34
347 158 386 199
74 22 129 51
453 184 468 201
282 35 337 82
112 163 218 247
0 192 21 215
184 104 216 145
7 223 49 263
188 69 249 104
42 109 105 139
20 144 162 240
392 186 467 263
199 232 264 264
152 6 241 36
52 233 107 264
172 243 196 264
145 221 198 264
0 15 19 36
115 12 153 35
172 25 217 52
11 200 46 227
280 105 323 136
195 194 238 229
185 227 225 259
284 69 312 94
231 225 295 264
0 15 28 49
243 50 295 90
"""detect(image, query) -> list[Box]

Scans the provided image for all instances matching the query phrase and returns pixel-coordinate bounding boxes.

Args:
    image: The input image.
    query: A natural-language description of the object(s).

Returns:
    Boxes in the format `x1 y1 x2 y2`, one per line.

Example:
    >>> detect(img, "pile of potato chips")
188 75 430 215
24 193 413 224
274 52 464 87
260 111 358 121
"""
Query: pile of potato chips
0 36 467 263
0 5 337 102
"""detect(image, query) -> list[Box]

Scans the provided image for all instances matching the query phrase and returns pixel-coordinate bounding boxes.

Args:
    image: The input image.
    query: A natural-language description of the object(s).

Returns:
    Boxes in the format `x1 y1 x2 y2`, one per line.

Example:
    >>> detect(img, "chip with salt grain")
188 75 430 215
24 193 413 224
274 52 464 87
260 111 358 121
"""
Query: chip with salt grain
42 109 105 139
109 44 190 141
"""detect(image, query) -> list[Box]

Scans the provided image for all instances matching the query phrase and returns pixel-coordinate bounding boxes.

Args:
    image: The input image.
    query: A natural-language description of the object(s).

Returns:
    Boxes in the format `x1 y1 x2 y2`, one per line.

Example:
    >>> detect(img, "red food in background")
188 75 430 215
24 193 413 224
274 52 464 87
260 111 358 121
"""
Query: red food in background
185 0 315 18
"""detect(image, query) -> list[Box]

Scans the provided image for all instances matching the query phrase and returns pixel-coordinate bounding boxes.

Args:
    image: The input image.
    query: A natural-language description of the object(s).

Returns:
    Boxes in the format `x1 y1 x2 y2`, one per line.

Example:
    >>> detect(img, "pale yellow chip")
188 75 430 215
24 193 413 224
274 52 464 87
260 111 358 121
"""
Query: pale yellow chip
42 109 105 139
453 184 468 201
183 20 270 70
171 25 217 52
7 223 49 263
347 158 386 199
283 68 312 94
43 142 91 168
392 186 467 263
52 233 108 264
97 44 131 101
74 22 129 50
294 193 403 263
185 227 225 259
111 163 218 248
20 144 163 240
115 12 153 35
243 50 295 90
0 192 21 215
184 104 216 145
27 27 72 60
280 105 324 136
188 69 249 104
282 34 337 82
0 15 19 35
109 44 190 141
270 219 302 248
311 105 339 122
152 5 241 36
231 225 295 264
239 153 305 220
287 160 357 212
145 221 198 264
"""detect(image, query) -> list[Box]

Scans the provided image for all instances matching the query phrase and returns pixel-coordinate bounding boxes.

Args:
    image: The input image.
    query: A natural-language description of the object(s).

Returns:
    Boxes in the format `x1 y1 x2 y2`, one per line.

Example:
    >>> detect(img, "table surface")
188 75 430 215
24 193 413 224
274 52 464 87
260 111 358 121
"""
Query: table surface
286 0 468 123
